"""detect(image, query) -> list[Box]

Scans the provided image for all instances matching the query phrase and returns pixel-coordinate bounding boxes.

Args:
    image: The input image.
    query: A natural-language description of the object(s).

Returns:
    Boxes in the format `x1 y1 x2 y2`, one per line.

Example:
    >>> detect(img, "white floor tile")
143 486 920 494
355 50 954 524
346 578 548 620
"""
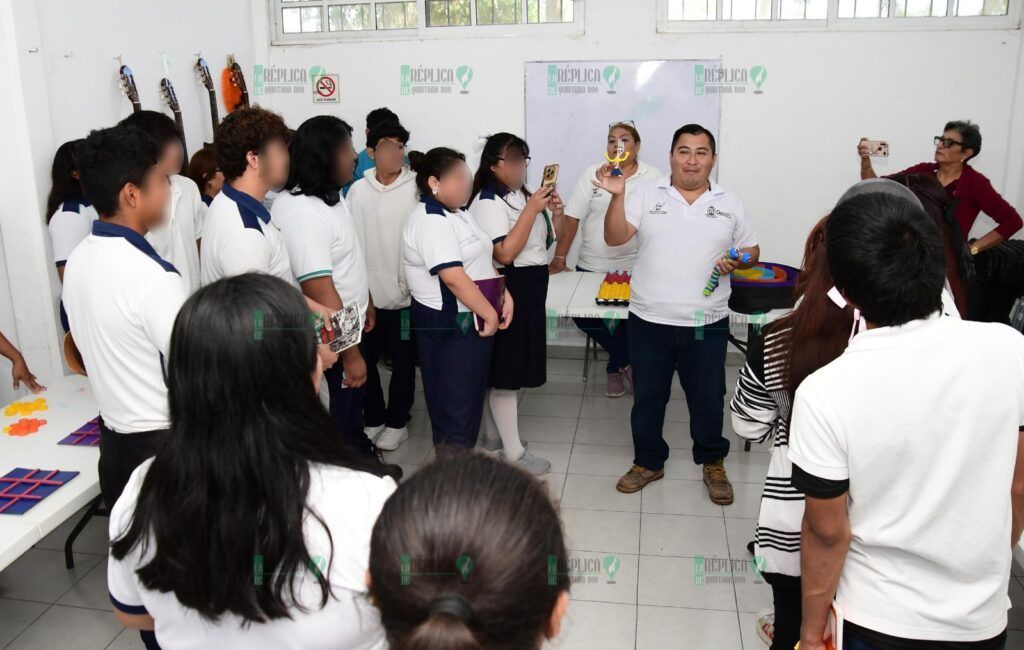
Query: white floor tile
560 508 641 555
561 474 642 513
0 598 49 647
636 605 743 650
639 513 729 558
0 548 102 603
5 604 122 650
56 559 111 611
545 600 636 650
637 555 736 610
563 552 639 605
641 478 725 518
521 393 584 418
519 415 579 444
725 518 758 560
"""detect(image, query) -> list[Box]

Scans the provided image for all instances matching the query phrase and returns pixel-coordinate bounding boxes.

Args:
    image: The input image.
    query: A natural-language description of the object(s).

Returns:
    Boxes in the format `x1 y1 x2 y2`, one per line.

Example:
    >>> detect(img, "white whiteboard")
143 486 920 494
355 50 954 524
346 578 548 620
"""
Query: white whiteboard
524 59 721 194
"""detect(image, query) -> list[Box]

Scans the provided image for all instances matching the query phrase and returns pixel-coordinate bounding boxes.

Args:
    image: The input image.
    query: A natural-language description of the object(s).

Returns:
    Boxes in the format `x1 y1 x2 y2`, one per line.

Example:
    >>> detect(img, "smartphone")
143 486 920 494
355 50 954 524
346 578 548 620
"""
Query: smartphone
863 139 889 157
541 163 559 188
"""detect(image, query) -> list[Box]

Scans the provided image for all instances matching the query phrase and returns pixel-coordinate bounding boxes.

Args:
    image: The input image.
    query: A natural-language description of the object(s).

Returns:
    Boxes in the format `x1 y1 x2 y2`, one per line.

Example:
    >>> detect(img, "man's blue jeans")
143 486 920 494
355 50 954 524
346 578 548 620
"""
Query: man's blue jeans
627 313 730 470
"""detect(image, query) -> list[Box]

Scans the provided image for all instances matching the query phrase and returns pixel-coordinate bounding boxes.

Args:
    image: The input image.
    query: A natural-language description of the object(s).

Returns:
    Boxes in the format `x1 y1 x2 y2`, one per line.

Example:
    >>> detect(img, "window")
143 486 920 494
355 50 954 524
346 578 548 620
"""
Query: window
272 0 582 43
659 0 1017 28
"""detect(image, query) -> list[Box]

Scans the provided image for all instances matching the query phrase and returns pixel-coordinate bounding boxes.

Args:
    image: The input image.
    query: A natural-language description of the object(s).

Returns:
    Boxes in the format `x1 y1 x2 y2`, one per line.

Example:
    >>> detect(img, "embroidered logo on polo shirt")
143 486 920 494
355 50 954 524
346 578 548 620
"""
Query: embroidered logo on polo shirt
705 206 734 219
649 201 668 215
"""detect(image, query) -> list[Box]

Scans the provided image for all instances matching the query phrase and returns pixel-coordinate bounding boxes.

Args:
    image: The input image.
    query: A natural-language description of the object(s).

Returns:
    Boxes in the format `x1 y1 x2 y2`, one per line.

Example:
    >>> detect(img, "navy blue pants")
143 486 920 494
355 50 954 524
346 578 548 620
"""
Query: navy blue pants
572 266 629 374
363 307 416 430
324 359 374 457
628 313 730 469
412 300 493 449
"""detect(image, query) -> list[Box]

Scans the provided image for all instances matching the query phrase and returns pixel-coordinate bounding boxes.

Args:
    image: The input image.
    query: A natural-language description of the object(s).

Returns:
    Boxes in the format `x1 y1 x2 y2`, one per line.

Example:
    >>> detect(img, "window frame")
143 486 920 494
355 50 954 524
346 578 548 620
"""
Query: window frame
656 0 1020 31
270 0 584 44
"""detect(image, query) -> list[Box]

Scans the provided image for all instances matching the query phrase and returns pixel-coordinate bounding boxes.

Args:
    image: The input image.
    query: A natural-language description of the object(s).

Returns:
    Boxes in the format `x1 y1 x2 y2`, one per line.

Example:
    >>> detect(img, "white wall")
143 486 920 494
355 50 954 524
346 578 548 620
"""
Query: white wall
0 0 255 402
256 1 1024 268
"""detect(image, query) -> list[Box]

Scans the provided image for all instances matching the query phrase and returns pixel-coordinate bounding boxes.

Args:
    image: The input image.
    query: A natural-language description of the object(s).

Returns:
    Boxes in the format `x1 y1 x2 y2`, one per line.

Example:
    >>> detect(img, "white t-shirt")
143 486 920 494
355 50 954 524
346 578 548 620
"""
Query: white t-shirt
470 185 551 268
108 458 396 649
347 168 419 311
625 177 758 327
788 313 1024 642
49 197 99 268
201 183 297 287
565 161 663 272
62 221 187 433
403 197 497 312
272 191 369 320
145 175 204 294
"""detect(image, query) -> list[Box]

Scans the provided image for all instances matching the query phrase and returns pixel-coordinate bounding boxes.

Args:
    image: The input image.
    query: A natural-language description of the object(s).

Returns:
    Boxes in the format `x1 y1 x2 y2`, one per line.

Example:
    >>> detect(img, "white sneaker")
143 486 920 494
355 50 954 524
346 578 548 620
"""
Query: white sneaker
375 426 409 451
364 424 385 443
478 436 503 455
501 449 550 476
756 608 774 646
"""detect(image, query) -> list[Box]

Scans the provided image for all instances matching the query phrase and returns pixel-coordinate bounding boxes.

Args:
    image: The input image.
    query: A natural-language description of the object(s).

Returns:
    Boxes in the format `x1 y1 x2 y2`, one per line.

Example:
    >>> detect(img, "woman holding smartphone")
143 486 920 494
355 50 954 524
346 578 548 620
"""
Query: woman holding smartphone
469 133 563 476
403 147 513 453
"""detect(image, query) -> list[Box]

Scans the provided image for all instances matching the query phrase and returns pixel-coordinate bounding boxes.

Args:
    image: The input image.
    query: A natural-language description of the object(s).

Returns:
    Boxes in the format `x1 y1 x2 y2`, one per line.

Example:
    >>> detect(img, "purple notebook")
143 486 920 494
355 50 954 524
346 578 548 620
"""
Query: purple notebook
473 276 507 331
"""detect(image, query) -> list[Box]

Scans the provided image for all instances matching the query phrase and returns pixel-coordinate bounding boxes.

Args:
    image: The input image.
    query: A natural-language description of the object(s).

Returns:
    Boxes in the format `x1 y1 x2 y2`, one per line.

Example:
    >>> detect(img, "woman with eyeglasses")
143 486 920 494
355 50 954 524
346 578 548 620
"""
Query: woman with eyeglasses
550 121 664 398
857 120 1022 257
467 133 562 476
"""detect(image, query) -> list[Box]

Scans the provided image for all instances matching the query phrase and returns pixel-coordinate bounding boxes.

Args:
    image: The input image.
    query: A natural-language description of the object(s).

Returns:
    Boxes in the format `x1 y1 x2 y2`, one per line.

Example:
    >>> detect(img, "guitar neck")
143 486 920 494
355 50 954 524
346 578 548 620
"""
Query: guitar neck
241 88 250 109
173 109 188 164
131 100 142 113
207 91 219 133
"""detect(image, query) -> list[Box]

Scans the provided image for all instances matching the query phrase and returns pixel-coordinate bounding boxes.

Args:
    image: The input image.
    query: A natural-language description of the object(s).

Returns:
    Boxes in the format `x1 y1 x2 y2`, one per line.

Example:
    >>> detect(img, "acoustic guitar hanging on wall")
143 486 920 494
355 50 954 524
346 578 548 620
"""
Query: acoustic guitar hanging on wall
118 60 141 113
222 54 250 114
194 55 218 146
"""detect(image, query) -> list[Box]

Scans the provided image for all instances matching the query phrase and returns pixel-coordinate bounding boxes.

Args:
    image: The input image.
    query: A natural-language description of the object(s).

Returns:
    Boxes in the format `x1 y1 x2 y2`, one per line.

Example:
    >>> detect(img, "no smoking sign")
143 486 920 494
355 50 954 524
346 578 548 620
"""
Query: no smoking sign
313 74 339 103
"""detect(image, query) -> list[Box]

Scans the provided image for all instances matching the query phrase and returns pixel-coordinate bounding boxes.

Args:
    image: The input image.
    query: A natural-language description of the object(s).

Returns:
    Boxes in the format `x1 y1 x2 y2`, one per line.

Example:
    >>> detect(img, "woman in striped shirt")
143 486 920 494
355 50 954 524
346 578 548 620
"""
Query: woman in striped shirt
730 215 855 650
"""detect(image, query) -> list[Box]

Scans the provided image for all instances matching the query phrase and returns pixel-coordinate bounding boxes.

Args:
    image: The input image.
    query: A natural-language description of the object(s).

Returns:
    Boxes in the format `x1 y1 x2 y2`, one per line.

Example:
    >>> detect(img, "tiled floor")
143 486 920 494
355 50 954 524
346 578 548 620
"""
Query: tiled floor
2 349 1024 649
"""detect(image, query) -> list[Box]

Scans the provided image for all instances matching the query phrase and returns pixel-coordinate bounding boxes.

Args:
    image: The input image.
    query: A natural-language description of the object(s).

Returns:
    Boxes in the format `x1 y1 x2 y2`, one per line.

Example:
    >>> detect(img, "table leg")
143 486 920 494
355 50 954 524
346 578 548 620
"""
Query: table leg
582 334 592 382
65 495 104 569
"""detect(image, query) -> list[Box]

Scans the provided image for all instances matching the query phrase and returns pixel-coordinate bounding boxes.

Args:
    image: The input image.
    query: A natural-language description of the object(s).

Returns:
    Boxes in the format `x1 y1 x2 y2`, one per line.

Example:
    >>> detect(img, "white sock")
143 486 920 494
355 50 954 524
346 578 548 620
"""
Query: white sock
482 388 500 445
487 388 525 461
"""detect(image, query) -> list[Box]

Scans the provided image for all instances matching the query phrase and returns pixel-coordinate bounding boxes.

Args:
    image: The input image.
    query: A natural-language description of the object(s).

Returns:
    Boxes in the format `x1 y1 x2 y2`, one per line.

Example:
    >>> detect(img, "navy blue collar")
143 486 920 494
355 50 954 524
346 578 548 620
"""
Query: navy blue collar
221 183 271 231
62 195 93 213
479 183 511 201
201 193 213 206
92 220 179 275
420 194 455 217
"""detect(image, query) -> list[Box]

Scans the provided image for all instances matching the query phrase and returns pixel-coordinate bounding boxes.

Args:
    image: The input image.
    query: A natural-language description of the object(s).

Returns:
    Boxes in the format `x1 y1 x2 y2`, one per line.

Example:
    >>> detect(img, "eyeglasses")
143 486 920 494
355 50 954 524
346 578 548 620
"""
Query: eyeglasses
609 120 636 130
498 155 531 166
934 136 963 149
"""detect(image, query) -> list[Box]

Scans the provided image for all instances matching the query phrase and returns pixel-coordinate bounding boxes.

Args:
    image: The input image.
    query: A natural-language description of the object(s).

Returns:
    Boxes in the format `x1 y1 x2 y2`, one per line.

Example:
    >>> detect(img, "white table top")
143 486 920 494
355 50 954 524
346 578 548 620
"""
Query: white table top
545 270 583 317
0 375 99 572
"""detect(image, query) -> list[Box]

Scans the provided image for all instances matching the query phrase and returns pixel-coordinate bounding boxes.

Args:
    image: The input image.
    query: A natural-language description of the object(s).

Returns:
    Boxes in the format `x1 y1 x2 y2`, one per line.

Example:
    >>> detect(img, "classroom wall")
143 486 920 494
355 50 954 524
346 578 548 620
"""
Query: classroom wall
254 1 1024 268
0 0 256 402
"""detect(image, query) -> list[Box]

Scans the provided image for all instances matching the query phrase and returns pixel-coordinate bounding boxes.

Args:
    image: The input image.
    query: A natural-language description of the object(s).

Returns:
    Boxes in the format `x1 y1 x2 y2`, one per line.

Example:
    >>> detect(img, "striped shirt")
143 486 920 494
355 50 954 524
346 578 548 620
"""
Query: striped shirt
729 325 803 577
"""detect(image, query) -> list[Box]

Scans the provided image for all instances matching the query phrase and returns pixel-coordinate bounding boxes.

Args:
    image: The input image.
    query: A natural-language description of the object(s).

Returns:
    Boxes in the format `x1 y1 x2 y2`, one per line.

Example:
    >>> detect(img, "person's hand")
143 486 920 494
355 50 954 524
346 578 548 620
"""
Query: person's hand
525 186 554 216
857 137 872 159
11 355 45 393
478 309 500 337
548 189 565 218
549 257 567 274
798 636 827 650
715 254 742 275
592 164 626 196
364 303 376 333
342 348 367 388
317 344 339 371
498 289 514 330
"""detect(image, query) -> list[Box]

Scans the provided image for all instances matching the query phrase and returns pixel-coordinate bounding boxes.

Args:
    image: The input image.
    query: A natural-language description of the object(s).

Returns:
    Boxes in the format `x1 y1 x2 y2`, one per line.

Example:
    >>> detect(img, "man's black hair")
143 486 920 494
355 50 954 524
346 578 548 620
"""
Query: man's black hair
827 193 946 327
671 123 716 155
118 110 183 150
75 125 160 217
366 120 410 149
366 107 399 131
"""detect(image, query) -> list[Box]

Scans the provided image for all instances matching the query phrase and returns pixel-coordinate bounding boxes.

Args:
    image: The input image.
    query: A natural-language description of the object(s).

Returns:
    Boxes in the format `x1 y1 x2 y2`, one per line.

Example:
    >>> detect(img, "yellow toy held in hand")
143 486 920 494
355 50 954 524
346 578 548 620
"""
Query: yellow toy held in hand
605 137 631 177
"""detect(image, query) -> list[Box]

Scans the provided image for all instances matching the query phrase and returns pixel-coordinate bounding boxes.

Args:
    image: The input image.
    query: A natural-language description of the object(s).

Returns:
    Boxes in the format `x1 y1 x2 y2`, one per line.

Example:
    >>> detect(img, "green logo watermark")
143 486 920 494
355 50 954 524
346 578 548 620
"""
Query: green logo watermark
401 64 473 95
694 555 765 585
694 64 768 96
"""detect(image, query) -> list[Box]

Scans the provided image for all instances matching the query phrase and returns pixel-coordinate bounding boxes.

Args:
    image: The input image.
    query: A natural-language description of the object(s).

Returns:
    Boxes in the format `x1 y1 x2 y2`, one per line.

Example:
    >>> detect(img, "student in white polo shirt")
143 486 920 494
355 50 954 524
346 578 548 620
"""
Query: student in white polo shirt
109 274 394 650
62 125 187 509
347 120 419 450
46 138 98 332
403 147 513 452
551 121 663 398
598 124 759 504
789 190 1024 650
273 115 402 483
119 111 204 294
468 133 560 476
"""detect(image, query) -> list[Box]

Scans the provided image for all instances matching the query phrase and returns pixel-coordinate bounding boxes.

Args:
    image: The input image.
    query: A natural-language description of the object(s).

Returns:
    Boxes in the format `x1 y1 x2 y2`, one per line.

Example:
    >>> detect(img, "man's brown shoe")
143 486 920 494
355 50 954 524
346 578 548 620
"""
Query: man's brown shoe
703 459 734 505
616 465 664 493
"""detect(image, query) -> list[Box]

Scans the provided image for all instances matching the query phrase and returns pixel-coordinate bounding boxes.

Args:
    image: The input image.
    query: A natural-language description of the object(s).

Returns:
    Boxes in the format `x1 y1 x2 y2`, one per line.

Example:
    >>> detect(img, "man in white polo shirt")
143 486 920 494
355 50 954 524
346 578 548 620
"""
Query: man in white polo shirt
596 124 759 504
201 107 296 287
63 125 187 508
119 111 204 294
790 190 1024 650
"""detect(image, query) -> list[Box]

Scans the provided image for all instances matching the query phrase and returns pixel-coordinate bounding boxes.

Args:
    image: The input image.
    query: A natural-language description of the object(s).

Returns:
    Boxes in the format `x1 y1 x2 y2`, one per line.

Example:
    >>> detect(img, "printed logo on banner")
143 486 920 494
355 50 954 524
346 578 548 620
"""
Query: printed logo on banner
253 64 330 96
546 64 621 96
400 65 474 95
694 64 767 96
